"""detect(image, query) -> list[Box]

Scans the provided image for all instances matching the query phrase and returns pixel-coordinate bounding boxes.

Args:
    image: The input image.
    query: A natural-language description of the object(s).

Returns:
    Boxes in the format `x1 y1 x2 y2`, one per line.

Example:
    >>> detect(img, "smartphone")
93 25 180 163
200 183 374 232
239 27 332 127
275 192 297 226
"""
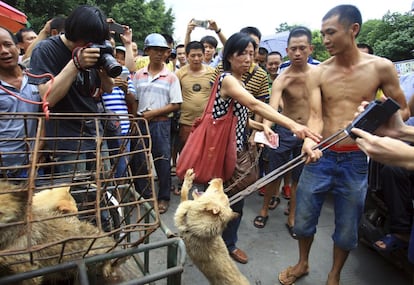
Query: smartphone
193 19 209 28
109 22 124 34
119 69 129 80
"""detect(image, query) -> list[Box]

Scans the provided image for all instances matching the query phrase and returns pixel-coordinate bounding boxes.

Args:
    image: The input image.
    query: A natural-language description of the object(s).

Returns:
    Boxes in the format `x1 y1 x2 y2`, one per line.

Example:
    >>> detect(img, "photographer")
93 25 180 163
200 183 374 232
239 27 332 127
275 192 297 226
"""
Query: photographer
29 5 115 172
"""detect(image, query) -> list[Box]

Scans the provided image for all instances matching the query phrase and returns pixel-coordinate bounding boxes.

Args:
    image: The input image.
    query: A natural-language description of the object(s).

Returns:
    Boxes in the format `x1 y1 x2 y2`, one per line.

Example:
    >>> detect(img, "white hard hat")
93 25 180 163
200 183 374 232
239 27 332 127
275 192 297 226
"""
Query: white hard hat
143 33 169 50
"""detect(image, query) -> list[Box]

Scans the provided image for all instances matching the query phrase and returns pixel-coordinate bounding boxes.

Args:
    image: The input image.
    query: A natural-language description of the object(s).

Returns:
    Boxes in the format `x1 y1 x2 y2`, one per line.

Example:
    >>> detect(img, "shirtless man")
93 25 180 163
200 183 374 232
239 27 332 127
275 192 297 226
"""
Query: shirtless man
278 5 409 285
254 27 315 235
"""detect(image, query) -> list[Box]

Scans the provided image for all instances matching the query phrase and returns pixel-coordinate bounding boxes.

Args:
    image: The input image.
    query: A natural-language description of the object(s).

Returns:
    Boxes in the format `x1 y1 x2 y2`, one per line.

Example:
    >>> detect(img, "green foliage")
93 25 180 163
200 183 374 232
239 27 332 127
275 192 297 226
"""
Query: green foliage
8 1 414 61
358 12 414 61
276 22 294 33
311 30 330 61
8 0 174 49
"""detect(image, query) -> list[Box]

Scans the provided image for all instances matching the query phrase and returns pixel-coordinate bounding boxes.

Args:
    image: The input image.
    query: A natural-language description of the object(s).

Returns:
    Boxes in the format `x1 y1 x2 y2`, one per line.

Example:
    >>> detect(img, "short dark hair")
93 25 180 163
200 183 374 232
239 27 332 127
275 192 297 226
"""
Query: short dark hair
288 26 312 45
323 4 362 37
222 32 257 71
65 5 109 43
50 16 66 34
162 33 174 46
357 43 374 54
15 27 35 43
185 41 204 54
176 43 185 50
267 51 283 61
239 26 262 40
258 47 268 56
200 35 218 48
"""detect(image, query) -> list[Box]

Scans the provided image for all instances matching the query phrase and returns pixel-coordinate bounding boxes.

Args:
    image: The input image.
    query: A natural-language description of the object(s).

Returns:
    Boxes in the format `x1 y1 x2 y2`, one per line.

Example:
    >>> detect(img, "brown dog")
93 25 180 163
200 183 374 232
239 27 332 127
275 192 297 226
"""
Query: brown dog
174 169 250 285
0 181 118 285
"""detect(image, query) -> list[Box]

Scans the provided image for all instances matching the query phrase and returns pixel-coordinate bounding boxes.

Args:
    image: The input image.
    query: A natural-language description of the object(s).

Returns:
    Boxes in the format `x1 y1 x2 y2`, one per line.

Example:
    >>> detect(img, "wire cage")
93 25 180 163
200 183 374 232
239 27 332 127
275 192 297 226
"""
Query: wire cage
0 112 162 284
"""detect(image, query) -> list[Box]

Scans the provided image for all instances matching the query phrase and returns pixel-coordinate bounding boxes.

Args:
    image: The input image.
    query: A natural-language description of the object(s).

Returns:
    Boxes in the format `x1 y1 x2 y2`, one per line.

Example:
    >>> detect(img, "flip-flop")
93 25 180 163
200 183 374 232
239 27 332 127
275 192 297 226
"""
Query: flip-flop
373 234 409 252
278 266 309 285
285 223 297 239
268 196 281 210
253 215 269 228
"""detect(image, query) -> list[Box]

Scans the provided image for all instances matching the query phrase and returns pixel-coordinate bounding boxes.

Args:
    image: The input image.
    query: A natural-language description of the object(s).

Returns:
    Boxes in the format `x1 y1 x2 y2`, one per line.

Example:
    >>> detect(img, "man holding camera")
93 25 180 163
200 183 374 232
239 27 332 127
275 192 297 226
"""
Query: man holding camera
29 5 115 171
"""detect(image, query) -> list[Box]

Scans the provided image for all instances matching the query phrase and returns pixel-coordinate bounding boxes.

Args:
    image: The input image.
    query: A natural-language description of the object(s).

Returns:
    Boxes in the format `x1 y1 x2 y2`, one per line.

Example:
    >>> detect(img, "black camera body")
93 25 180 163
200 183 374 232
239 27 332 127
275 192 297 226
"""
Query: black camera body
89 42 122 78
345 98 400 139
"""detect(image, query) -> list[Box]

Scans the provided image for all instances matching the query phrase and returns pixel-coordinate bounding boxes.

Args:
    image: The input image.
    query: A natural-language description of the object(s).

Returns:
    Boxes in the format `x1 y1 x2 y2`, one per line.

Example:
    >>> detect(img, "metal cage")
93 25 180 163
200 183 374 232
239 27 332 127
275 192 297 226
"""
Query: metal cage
0 113 178 284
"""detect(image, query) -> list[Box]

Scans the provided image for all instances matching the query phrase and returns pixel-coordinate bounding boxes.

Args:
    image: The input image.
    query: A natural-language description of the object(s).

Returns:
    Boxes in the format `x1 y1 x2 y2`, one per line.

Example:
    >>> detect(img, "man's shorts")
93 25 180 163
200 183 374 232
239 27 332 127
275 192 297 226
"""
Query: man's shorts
263 124 303 182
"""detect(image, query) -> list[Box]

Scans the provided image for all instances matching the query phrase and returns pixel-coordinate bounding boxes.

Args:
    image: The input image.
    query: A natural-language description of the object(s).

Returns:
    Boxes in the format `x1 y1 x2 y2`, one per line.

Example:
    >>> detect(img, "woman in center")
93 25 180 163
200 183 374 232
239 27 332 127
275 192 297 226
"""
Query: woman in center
216 32 320 264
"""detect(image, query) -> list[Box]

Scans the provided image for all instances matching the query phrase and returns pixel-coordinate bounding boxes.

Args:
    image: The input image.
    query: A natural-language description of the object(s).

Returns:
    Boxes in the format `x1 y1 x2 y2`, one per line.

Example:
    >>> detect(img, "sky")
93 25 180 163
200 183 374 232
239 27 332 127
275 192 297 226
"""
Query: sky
163 0 412 46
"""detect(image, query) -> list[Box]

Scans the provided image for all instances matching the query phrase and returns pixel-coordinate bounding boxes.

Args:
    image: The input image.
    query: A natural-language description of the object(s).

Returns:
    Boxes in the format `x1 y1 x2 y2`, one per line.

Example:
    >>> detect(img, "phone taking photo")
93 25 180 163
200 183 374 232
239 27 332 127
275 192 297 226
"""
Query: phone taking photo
192 19 208 28
109 22 124 34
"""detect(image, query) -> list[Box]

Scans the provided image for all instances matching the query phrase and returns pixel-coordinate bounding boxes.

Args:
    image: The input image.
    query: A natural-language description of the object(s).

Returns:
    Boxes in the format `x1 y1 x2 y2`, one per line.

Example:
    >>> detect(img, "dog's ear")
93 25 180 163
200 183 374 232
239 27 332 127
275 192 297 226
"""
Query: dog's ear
57 200 78 214
205 202 221 215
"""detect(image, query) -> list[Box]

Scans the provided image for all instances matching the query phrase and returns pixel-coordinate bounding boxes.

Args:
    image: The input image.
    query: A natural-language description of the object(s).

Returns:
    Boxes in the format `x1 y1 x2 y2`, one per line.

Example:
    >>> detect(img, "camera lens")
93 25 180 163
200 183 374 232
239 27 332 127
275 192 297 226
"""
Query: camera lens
100 54 122 78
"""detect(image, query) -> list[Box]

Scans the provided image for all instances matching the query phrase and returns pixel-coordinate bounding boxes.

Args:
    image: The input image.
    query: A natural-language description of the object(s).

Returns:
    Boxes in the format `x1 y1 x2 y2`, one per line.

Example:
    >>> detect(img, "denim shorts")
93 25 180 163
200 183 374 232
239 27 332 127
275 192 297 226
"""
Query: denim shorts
294 149 368 250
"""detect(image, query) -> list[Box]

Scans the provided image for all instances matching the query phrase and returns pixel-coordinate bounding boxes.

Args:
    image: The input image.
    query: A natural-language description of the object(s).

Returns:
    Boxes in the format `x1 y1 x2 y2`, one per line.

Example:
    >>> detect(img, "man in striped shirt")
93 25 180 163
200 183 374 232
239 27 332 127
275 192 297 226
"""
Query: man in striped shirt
131 33 182 214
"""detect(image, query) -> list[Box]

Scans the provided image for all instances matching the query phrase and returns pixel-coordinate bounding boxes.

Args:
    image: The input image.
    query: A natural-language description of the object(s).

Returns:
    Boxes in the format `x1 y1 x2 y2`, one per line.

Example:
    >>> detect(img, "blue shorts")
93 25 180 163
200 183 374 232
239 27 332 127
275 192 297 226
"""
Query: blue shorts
294 149 368 250
263 125 303 182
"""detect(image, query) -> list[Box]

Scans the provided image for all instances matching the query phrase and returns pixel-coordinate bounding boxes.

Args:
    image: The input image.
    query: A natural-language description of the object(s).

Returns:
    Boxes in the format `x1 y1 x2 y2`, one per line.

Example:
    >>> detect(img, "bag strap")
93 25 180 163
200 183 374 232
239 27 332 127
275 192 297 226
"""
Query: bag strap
204 76 235 118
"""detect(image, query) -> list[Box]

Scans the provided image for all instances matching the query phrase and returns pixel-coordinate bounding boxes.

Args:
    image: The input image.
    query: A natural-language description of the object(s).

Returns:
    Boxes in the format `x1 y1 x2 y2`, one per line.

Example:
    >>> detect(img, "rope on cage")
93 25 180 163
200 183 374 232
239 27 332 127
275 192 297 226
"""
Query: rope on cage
0 71 54 119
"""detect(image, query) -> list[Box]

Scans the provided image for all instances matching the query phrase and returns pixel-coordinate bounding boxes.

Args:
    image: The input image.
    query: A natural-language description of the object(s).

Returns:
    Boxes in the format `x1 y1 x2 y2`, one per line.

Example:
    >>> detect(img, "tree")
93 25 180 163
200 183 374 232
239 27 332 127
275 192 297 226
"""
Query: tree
8 0 174 48
358 12 414 61
275 22 294 33
109 0 174 48
311 31 330 62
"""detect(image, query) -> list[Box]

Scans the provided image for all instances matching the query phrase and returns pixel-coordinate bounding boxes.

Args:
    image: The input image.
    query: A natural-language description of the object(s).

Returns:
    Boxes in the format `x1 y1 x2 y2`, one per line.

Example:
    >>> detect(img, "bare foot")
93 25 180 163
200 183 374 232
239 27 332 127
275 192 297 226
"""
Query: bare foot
326 272 340 285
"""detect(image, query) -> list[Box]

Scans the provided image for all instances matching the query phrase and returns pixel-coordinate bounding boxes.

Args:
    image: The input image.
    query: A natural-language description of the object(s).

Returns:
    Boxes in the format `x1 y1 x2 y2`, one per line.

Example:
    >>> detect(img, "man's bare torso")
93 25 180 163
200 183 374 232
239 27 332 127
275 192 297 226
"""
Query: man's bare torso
279 65 315 125
318 54 382 144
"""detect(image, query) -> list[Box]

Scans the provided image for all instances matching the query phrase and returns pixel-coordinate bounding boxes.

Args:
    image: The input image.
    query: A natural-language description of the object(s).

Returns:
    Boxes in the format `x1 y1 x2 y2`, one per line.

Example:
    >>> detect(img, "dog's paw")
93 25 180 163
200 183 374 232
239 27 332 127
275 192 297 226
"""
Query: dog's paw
183 169 195 188
184 168 195 181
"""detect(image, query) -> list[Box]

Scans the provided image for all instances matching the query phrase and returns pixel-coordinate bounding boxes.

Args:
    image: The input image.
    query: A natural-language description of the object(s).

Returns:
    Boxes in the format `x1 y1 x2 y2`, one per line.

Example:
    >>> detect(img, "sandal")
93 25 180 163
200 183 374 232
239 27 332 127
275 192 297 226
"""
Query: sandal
278 266 309 285
373 234 409 252
158 200 169 214
253 215 268 228
268 196 281 210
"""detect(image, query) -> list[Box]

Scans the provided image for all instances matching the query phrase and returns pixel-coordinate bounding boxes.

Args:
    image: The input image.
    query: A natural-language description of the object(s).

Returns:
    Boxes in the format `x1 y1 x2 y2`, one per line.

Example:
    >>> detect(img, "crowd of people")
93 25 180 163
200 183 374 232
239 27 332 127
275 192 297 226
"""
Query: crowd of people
1 3 414 285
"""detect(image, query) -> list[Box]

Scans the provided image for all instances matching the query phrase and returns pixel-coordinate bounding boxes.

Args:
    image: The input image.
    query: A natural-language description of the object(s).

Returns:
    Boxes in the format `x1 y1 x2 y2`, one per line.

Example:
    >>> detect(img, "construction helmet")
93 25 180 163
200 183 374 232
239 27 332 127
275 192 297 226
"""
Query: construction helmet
143 33 169 50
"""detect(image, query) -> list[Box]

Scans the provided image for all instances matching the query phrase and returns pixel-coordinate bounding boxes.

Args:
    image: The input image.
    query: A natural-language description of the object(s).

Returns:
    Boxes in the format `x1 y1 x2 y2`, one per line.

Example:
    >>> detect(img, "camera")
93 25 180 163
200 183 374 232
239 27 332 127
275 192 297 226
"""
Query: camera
193 19 209 28
170 48 177 59
89 42 122 78
345 98 400 139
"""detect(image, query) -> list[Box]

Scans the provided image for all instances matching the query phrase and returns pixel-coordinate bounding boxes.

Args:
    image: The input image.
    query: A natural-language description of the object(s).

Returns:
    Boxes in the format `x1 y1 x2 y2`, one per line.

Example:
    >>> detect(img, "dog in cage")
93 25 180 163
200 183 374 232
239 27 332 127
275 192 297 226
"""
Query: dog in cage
33 185 79 214
0 181 119 285
174 169 250 285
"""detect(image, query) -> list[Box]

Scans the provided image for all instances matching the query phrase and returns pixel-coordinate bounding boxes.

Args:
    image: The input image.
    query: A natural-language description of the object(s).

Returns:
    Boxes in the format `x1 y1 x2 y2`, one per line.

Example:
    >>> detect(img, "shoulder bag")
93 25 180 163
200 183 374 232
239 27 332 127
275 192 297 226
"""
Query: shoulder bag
176 78 238 184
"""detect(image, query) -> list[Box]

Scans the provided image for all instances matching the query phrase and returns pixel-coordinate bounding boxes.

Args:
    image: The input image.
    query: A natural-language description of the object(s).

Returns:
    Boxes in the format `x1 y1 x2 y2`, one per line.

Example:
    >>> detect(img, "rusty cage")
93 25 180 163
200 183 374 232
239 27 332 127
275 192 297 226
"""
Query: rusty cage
0 113 184 284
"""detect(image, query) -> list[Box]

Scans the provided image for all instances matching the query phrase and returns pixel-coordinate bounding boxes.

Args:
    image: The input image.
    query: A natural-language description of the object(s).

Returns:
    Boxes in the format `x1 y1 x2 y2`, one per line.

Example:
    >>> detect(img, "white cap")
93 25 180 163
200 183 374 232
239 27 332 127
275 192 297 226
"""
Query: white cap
115 46 126 53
